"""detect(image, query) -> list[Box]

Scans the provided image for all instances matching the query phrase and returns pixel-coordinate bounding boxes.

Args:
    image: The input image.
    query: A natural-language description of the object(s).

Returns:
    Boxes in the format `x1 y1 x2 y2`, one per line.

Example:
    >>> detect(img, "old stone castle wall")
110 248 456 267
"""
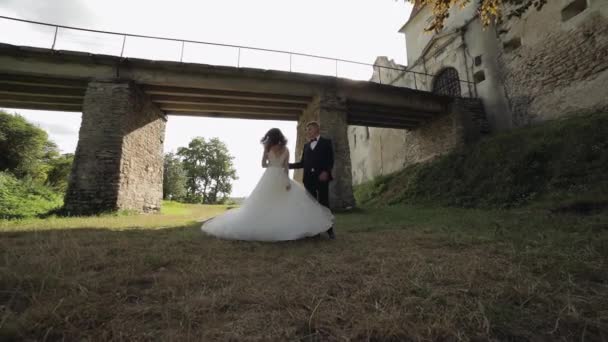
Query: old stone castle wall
349 0 608 185
498 0 608 125
349 97 484 184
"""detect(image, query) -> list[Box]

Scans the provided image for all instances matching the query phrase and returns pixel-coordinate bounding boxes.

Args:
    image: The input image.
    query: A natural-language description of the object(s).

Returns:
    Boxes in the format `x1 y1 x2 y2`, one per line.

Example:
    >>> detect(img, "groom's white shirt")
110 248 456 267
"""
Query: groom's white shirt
310 135 321 150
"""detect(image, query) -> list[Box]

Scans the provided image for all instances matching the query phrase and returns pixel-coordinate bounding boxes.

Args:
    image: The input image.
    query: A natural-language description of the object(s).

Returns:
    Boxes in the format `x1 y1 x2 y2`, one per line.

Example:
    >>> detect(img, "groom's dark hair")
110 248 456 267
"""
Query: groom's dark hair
306 121 320 129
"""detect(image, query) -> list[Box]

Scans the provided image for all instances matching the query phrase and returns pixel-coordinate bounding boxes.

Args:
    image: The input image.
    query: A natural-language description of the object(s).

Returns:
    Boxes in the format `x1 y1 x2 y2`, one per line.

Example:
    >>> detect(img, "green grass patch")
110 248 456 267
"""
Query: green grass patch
160 200 193 215
0 202 229 231
0 172 63 219
355 112 608 209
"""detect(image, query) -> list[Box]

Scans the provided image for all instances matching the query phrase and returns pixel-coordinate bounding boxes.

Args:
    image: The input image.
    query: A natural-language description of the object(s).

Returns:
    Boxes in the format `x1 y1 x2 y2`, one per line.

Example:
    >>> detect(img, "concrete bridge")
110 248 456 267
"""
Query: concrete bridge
0 42 482 214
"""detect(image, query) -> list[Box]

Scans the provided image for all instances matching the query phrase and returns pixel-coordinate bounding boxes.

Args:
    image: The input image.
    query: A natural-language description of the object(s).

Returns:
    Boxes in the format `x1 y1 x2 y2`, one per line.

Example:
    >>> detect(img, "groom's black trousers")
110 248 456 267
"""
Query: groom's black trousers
303 176 334 236
303 178 330 209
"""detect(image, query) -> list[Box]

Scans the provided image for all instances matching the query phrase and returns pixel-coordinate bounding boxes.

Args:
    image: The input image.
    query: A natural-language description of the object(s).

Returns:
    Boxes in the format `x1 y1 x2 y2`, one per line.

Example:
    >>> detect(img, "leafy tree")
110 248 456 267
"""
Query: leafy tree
45 153 74 192
408 0 547 32
0 111 74 218
0 110 54 180
177 137 237 204
163 152 188 201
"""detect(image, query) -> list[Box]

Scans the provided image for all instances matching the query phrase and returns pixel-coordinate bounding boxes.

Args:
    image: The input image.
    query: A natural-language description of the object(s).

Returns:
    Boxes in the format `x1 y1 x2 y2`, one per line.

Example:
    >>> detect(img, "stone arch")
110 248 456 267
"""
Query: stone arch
432 67 461 97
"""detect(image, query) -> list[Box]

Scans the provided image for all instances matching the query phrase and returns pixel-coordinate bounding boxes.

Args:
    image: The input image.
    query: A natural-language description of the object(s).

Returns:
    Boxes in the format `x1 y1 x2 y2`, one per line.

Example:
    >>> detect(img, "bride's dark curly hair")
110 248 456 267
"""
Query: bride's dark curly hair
261 128 287 151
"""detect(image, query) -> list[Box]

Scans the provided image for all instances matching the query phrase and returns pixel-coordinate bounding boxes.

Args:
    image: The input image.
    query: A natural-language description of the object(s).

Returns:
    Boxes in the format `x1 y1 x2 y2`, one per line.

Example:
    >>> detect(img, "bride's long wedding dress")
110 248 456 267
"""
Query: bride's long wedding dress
201 148 334 241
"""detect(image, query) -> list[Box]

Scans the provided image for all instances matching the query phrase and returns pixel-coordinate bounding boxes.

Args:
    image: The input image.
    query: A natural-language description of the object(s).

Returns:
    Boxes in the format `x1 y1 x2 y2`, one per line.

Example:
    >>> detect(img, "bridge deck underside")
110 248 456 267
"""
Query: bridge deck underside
0 72 443 130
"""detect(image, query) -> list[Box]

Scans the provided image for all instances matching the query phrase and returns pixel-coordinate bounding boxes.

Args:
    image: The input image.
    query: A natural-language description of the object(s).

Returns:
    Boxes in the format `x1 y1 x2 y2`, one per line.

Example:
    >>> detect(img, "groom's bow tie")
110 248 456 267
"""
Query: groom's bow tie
310 137 318 142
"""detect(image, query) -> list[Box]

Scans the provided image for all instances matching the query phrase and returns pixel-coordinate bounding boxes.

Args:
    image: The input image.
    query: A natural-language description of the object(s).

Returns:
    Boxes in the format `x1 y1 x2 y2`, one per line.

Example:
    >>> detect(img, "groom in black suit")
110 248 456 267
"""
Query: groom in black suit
289 121 336 239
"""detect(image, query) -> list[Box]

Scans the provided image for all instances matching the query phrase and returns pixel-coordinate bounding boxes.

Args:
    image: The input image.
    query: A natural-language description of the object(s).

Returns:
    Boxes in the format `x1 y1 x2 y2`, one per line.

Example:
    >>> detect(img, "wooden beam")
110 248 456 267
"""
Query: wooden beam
0 101 82 112
0 94 83 105
159 103 301 115
347 118 417 130
0 73 88 88
165 110 298 121
347 118 421 128
348 101 440 118
0 84 85 98
348 109 434 123
143 84 312 104
151 95 307 109
348 113 422 127
348 112 425 125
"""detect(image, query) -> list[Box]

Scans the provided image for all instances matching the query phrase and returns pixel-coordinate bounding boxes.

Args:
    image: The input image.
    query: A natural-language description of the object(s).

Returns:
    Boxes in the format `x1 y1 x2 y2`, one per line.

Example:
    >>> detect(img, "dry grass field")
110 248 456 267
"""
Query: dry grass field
1 202 607 341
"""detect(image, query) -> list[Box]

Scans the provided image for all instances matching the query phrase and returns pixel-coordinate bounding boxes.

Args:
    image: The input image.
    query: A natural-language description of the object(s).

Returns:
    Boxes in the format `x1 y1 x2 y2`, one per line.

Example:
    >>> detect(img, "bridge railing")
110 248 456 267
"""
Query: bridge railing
0 16 476 96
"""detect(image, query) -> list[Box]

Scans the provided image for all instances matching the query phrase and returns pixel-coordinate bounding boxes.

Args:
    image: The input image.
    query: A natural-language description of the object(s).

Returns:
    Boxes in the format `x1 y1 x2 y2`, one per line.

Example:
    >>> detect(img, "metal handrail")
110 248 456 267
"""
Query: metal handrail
0 15 476 92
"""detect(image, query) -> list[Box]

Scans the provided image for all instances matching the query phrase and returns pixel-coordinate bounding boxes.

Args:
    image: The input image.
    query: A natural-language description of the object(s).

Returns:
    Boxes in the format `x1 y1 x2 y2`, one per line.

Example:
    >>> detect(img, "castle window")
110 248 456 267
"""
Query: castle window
474 70 486 84
562 0 587 21
432 67 461 97
503 37 522 53
474 55 483 67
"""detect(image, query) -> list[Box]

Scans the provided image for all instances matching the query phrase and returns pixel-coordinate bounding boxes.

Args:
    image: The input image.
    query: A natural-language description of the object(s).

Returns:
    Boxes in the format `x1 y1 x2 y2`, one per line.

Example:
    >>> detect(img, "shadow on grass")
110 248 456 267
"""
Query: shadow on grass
0 220 336 247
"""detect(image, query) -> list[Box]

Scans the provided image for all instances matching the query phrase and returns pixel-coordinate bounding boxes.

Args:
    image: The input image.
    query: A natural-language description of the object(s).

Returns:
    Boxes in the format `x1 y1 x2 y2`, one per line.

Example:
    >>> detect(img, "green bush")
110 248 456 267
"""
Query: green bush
0 111 55 180
0 172 63 219
355 112 608 208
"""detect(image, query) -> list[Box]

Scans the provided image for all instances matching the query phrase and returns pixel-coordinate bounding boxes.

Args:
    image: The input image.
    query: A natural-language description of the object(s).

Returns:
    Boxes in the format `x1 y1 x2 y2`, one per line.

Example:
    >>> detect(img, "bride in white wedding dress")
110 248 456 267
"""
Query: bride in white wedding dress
201 128 334 241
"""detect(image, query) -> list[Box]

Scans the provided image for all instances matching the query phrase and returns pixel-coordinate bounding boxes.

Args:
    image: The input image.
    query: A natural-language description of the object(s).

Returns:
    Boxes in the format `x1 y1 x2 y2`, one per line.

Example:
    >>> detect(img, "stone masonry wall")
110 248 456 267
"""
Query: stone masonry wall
294 90 355 209
498 9 608 125
317 91 356 210
293 102 317 184
64 81 166 215
349 54 487 185
64 82 123 214
349 98 484 185
349 1 608 186
116 84 166 213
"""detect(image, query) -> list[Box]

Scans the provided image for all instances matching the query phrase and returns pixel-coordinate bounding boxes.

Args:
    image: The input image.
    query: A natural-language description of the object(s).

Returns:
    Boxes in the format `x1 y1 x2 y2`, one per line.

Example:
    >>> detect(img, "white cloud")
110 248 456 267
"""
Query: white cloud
32 121 77 136
0 0 95 26
2 109 82 153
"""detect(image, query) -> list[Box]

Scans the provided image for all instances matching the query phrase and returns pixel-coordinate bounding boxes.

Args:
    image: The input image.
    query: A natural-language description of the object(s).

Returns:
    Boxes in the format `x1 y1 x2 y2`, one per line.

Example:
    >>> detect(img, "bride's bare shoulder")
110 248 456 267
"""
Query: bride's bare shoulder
272 145 288 153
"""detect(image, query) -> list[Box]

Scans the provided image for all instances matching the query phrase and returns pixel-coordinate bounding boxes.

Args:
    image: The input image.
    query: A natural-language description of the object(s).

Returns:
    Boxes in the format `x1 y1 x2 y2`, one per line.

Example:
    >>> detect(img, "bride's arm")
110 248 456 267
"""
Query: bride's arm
261 150 269 168
283 149 291 190
283 149 290 176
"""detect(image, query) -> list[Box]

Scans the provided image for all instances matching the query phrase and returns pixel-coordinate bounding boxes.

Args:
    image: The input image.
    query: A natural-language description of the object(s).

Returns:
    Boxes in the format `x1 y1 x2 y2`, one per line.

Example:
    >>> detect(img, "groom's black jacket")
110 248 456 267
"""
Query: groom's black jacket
289 137 334 182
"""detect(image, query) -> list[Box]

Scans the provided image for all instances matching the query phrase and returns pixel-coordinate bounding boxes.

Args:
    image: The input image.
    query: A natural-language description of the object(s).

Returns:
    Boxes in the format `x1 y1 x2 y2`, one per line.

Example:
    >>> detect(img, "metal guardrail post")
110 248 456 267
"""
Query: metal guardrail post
180 41 185 62
51 26 58 50
120 35 126 57
289 54 292 72
335 59 338 77
237 47 241 68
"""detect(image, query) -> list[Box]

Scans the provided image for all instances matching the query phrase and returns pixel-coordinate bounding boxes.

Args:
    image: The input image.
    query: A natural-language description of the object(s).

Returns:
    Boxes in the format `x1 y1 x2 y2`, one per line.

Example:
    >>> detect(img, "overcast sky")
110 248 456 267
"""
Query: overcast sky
0 0 413 197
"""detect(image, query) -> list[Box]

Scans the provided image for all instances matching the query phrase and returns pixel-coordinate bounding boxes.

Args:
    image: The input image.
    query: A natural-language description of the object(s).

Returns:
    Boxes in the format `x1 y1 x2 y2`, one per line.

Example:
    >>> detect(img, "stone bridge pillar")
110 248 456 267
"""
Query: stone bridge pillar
64 81 166 215
294 89 355 210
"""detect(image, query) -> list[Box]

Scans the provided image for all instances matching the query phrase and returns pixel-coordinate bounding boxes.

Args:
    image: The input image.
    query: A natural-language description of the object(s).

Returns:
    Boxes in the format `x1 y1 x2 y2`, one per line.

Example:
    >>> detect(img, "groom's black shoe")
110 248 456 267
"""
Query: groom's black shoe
327 227 336 240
